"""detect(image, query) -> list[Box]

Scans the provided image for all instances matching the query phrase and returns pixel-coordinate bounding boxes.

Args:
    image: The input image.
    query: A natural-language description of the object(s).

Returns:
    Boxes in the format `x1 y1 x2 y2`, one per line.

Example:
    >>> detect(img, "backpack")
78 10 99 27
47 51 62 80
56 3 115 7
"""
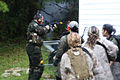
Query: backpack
96 41 111 62
112 35 120 62
66 47 92 80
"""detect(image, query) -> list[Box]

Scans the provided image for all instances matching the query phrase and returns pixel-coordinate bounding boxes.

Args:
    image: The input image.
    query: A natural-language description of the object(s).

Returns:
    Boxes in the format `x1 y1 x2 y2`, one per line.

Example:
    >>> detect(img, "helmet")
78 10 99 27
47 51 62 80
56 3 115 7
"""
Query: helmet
68 21 79 29
88 26 99 36
34 10 43 22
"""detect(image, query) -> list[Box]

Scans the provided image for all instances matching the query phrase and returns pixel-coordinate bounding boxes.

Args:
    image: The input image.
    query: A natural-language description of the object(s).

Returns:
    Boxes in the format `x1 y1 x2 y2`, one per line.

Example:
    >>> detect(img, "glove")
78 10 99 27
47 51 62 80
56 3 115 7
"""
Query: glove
49 24 57 31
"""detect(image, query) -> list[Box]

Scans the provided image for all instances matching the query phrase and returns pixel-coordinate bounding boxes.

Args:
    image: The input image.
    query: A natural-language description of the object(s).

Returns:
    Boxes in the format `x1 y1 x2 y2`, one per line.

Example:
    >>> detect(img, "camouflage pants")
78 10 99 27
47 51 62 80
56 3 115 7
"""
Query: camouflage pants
55 63 62 80
111 62 120 80
26 43 44 80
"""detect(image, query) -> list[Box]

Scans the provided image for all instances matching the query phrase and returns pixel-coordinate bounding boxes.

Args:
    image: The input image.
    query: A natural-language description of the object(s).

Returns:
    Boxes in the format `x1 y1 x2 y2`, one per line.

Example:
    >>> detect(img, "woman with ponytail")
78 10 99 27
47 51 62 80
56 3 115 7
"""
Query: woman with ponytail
102 24 120 80
83 26 118 80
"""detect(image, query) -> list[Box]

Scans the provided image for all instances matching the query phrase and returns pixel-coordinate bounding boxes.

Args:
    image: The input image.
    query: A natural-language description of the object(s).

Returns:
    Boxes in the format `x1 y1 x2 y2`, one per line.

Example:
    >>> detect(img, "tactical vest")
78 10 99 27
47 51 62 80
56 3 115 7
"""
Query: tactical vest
27 21 43 45
66 47 91 80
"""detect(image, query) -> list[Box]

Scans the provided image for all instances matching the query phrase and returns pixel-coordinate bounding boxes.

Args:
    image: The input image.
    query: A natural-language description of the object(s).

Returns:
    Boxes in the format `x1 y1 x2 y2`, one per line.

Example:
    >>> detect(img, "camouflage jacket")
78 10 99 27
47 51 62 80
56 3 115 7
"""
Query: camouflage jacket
54 34 84 66
108 35 119 62
83 38 118 80
27 20 49 45
54 35 69 66
60 50 95 80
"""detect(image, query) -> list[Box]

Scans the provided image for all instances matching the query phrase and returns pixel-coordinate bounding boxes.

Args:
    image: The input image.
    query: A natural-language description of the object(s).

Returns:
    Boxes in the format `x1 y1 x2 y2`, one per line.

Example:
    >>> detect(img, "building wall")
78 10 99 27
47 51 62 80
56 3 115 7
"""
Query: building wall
79 0 120 41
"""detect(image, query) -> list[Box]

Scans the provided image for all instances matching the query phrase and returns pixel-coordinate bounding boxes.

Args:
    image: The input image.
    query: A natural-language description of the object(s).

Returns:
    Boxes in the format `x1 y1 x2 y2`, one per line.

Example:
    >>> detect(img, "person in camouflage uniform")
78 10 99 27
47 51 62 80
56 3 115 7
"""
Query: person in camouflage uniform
26 11 50 80
60 32 94 80
102 24 120 80
53 21 80 80
83 26 118 80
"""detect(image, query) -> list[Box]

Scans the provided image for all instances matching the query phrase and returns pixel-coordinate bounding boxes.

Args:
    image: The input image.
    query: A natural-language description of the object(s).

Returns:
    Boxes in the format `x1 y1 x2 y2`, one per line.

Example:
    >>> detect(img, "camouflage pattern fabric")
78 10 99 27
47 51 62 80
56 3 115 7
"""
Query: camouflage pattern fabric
54 32 82 79
60 32 94 80
54 35 69 66
53 35 69 79
111 62 120 80
26 43 44 80
109 36 120 80
54 33 68 79
27 20 48 45
83 38 118 80
60 51 95 80
67 48 91 80
26 20 49 80
54 32 84 66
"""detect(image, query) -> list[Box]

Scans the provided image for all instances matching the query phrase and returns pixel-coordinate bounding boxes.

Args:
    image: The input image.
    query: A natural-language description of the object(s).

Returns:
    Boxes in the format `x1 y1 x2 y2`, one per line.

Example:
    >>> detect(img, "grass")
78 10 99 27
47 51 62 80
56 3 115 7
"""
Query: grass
0 40 56 80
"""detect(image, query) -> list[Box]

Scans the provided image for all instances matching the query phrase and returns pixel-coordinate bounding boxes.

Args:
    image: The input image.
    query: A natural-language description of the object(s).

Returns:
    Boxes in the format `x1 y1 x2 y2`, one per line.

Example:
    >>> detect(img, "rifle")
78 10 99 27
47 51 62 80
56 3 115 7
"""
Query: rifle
80 27 87 43
46 21 63 31
81 27 87 39
39 21 63 31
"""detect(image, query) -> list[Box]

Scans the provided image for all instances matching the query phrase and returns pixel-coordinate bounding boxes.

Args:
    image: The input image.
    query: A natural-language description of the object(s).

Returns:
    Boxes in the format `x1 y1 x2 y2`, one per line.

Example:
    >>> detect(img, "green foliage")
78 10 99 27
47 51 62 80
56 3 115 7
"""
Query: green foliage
0 0 79 41
0 40 28 80
0 40 56 80
65 0 79 21
0 1 9 13
0 0 37 41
